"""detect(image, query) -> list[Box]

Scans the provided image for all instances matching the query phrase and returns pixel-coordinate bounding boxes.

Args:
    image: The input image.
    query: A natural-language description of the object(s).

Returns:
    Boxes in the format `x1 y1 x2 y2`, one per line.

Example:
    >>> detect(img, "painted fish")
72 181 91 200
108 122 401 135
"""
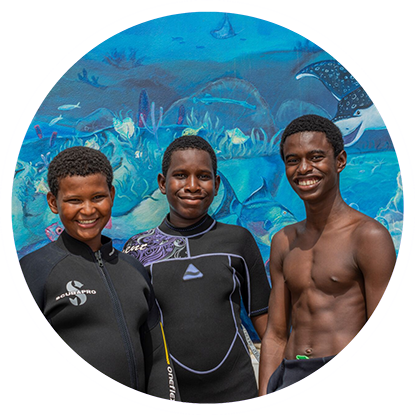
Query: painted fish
35 178 49 194
58 102 80 111
113 116 135 140
182 125 204 136
192 95 256 110
296 60 360 100
225 128 250 144
296 60 386 147
85 138 100 149
45 222 64 242
48 114 63 126
332 88 384 147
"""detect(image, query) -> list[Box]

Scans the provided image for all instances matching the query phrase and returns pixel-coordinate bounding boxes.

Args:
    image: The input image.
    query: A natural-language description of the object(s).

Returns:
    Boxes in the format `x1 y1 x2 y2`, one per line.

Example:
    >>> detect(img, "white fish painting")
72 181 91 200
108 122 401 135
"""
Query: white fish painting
225 127 250 144
113 116 135 140
48 114 63 126
58 102 81 111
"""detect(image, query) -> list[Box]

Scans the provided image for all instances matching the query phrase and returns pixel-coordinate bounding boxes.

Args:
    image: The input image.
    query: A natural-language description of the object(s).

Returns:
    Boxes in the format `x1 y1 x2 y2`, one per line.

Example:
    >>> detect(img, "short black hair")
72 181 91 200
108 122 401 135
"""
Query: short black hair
161 135 217 177
47 146 113 197
280 114 344 160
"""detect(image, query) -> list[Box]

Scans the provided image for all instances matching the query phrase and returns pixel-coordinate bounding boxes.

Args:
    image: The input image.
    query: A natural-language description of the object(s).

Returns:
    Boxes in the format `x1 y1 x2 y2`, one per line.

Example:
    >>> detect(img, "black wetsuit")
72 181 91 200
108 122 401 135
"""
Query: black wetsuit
123 215 270 403
20 230 179 400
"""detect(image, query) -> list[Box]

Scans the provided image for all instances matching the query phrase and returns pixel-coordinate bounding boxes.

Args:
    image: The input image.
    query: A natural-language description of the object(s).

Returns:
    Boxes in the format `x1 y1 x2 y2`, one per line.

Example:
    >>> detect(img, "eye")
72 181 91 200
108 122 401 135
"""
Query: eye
199 174 212 180
353 110 361 116
173 173 186 179
285 158 298 165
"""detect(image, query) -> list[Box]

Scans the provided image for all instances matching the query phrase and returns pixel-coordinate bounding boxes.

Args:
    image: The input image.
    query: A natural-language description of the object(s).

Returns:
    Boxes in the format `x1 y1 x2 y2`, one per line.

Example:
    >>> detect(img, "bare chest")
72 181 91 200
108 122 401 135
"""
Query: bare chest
283 233 361 296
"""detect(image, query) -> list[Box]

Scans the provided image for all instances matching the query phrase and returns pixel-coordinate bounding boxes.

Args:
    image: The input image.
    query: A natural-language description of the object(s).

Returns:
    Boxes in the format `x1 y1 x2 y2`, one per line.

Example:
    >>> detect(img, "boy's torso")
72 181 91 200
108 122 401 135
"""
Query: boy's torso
123 217 267 402
280 215 369 359
21 233 152 390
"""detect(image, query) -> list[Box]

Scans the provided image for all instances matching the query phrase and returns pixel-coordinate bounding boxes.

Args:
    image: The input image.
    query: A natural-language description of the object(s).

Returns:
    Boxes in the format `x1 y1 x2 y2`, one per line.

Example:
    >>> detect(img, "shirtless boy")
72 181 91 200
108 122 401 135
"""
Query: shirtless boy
258 114 396 394
123 135 270 403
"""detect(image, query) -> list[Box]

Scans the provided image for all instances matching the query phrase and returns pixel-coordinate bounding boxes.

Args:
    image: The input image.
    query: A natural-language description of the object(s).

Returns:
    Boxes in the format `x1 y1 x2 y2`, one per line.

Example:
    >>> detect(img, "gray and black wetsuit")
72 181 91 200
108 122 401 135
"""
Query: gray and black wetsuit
123 215 270 403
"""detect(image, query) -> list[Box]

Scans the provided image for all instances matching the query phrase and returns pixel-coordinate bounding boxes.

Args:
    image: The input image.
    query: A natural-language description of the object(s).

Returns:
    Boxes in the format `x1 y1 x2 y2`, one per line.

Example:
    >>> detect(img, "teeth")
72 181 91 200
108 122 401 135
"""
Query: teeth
78 219 96 224
298 179 319 186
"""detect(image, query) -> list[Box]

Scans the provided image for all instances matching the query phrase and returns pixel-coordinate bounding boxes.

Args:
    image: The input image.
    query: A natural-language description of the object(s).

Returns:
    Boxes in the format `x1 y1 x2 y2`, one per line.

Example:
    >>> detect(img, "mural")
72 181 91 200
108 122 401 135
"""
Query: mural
12 12 403 337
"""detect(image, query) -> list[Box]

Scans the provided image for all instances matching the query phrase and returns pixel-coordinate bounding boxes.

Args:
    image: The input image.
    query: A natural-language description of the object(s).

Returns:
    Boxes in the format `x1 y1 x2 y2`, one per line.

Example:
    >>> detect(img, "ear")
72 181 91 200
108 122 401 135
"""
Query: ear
46 192 59 214
214 175 221 196
110 185 115 204
336 150 347 173
158 173 167 195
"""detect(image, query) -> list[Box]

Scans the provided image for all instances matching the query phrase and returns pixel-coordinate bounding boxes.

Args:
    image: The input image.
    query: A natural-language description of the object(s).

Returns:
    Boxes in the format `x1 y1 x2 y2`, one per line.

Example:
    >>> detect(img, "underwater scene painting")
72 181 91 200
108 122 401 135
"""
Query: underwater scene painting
12 12 402 338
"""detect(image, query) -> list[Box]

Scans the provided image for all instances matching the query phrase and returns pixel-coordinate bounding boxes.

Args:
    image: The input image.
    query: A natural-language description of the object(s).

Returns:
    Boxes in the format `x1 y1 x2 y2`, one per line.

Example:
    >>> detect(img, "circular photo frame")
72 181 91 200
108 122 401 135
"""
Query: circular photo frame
5 3 411 414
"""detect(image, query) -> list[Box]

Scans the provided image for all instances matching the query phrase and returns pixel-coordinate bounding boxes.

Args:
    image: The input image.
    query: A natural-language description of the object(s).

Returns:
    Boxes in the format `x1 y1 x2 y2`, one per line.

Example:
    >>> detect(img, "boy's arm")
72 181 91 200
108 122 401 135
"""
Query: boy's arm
258 231 291 396
141 317 180 401
355 221 396 318
240 229 271 338
251 314 268 339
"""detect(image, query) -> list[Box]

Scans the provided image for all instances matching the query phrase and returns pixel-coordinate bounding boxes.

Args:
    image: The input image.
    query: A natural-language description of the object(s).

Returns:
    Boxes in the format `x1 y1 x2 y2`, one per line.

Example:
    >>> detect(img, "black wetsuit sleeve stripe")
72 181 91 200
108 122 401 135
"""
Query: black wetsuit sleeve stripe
141 321 181 400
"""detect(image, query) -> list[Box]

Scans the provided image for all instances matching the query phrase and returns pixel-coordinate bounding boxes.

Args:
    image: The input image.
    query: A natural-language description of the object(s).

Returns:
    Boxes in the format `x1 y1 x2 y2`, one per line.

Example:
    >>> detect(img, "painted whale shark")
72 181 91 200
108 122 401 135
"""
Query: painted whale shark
296 60 386 146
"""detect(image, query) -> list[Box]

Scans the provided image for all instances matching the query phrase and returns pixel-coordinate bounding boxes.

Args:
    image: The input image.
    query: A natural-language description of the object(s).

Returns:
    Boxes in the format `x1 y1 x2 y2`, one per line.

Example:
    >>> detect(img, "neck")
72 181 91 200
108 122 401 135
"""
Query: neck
166 213 208 230
303 188 348 231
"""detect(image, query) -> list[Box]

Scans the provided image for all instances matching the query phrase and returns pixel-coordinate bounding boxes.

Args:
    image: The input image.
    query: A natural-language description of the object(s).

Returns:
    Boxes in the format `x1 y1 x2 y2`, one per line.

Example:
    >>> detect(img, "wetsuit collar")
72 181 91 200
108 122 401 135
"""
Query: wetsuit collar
159 214 215 237
56 230 117 262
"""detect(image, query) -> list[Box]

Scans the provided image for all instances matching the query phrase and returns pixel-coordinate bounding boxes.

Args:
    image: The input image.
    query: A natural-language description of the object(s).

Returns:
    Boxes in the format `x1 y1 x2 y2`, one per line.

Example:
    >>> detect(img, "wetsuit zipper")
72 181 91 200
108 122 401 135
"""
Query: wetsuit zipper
94 250 139 390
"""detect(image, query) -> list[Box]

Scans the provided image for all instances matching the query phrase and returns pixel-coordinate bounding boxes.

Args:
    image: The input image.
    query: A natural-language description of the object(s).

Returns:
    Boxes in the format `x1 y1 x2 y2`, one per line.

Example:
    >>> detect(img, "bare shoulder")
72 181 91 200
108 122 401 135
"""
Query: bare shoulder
352 210 393 244
349 210 396 265
270 220 304 256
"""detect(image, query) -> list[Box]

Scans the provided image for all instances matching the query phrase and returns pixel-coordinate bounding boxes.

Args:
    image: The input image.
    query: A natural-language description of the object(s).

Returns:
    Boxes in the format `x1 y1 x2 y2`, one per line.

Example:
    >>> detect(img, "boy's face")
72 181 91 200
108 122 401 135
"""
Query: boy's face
158 148 220 228
283 131 346 203
47 173 115 252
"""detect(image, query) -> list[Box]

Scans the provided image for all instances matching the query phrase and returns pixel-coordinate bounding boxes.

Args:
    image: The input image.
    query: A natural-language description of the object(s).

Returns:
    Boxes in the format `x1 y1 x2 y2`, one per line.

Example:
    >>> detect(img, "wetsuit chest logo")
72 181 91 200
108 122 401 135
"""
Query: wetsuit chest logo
55 280 97 306
183 264 204 281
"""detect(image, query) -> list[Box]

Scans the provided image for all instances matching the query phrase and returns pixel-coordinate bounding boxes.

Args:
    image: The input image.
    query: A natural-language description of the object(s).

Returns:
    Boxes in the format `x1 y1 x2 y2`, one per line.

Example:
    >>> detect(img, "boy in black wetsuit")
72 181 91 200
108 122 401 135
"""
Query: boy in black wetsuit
123 135 271 403
20 146 179 400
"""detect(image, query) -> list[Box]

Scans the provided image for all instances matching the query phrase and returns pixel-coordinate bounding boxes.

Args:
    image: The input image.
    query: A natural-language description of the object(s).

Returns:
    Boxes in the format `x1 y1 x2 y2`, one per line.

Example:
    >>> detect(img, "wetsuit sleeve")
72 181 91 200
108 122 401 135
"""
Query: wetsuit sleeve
140 282 181 401
240 229 271 317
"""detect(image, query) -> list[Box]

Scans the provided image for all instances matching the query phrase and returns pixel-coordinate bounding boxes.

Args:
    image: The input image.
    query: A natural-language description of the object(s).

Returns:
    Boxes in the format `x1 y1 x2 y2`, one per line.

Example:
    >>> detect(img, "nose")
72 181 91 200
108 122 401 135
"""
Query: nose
298 158 312 175
81 200 96 215
184 175 200 192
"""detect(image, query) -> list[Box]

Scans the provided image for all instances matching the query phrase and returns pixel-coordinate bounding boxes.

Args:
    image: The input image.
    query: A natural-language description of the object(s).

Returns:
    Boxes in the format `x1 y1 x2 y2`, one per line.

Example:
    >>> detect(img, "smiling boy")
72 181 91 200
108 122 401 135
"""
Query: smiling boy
258 115 396 394
20 146 179 400
123 135 271 403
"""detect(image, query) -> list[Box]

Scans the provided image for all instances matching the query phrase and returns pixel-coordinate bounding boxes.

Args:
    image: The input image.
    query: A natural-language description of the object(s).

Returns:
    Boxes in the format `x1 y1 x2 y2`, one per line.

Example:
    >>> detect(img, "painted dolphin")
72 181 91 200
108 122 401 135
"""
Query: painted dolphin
214 173 296 246
296 60 386 146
